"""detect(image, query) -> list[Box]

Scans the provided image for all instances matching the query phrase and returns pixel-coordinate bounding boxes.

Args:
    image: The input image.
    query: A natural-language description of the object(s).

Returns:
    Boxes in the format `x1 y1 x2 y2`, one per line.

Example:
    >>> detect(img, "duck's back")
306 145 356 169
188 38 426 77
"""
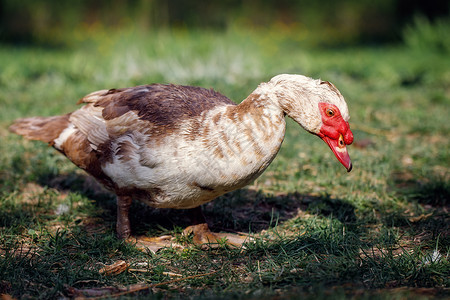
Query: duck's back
85 84 235 127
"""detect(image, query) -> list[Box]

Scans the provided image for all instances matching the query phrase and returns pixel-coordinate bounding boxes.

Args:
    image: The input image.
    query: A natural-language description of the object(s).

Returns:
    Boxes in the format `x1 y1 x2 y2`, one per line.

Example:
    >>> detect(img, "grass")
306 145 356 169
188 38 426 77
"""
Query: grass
0 24 449 299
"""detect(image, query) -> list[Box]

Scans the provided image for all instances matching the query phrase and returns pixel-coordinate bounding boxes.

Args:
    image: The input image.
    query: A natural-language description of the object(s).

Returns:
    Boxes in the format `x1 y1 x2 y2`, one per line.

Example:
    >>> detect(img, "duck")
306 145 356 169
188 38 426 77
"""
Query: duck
10 74 354 248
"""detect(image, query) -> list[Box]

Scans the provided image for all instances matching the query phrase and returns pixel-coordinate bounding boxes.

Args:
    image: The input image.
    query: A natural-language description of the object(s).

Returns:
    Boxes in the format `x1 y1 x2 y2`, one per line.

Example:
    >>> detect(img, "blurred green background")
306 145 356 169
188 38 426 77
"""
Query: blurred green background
1 0 449 47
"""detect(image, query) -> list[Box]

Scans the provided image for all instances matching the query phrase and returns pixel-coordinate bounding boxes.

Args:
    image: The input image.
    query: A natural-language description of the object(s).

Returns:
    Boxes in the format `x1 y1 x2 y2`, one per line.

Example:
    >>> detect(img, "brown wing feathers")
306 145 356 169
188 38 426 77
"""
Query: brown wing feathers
91 84 235 126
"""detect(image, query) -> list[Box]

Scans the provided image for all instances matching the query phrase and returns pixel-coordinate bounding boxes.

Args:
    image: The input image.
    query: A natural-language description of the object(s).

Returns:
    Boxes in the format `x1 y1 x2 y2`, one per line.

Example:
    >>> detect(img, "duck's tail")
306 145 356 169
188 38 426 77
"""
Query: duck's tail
9 114 71 146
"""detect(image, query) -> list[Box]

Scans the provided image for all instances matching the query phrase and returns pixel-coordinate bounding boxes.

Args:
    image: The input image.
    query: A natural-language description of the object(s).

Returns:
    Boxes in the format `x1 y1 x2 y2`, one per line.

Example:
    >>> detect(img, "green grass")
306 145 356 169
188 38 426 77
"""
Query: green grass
1 25 449 299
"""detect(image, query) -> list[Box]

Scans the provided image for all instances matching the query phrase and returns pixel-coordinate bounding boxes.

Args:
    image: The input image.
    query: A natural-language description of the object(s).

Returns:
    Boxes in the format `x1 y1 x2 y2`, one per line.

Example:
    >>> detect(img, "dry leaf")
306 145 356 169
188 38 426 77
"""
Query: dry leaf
99 260 129 276
128 235 183 253
409 213 433 223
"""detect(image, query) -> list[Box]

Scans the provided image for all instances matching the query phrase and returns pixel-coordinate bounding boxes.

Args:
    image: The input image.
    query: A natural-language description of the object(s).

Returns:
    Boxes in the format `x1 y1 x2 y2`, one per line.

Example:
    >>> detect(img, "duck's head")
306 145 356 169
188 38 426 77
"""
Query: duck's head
263 74 354 172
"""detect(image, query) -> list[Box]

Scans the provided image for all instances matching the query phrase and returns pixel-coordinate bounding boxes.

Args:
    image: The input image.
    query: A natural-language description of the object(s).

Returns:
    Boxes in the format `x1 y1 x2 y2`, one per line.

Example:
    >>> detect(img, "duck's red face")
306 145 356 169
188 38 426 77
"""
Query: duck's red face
317 103 354 172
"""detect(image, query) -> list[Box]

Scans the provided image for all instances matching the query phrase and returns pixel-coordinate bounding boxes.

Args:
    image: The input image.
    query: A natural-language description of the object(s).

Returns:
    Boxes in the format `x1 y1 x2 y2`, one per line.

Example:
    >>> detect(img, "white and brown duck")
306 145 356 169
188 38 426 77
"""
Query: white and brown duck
10 74 354 248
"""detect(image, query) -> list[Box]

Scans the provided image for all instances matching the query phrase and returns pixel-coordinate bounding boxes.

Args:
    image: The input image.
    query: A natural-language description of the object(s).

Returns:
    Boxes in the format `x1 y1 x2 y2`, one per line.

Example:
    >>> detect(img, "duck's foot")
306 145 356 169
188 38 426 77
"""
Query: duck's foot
117 202 249 252
126 235 183 253
183 223 251 249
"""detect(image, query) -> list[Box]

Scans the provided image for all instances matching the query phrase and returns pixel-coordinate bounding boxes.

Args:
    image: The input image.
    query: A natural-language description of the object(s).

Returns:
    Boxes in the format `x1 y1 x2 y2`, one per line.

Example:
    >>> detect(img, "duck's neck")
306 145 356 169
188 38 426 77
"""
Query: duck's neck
196 91 286 189
228 92 286 157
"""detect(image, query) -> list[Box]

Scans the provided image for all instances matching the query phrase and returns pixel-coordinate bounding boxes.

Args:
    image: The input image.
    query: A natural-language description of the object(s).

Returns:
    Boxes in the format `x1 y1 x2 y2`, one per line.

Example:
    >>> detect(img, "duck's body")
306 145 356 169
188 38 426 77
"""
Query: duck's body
89 84 285 209
10 74 354 245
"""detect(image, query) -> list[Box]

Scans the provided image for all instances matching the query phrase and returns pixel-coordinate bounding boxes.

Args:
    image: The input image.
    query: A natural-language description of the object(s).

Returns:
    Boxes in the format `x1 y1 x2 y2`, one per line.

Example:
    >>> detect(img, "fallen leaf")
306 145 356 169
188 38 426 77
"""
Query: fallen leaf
99 260 129 276
128 235 183 253
409 213 433 223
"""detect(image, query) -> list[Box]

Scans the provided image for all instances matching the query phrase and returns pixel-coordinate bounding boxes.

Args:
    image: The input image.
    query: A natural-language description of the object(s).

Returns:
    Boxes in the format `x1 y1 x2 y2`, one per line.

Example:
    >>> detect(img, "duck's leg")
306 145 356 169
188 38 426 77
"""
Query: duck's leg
119 203 249 252
183 206 251 248
188 206 207 225
116 195 132 239
118 195 180 253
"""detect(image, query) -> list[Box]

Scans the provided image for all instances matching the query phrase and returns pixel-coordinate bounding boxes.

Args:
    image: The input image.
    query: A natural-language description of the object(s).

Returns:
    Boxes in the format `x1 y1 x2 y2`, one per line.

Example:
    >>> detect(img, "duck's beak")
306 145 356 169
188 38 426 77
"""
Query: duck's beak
321 134 352 172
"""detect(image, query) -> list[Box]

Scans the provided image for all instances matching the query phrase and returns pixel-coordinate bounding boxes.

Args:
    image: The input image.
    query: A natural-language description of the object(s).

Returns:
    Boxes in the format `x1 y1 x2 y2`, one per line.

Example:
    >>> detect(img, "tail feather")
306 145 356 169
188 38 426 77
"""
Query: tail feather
9 114 71 145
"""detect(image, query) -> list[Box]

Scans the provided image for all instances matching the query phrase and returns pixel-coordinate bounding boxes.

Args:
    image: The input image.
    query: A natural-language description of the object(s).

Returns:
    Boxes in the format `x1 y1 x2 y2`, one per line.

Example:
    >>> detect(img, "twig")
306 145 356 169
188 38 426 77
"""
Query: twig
257 260 262 282
84 270 218 299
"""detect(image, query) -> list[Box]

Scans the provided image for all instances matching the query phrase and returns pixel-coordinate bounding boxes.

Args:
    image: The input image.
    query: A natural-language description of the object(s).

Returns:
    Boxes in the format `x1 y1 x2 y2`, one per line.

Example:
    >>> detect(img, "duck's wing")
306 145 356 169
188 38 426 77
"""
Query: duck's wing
83 84 234 124
71 84 235 150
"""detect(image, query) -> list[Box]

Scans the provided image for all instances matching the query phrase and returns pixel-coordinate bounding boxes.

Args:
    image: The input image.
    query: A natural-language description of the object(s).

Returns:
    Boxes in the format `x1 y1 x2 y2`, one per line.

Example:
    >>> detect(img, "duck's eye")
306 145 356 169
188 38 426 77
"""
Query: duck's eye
326 108 335 117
